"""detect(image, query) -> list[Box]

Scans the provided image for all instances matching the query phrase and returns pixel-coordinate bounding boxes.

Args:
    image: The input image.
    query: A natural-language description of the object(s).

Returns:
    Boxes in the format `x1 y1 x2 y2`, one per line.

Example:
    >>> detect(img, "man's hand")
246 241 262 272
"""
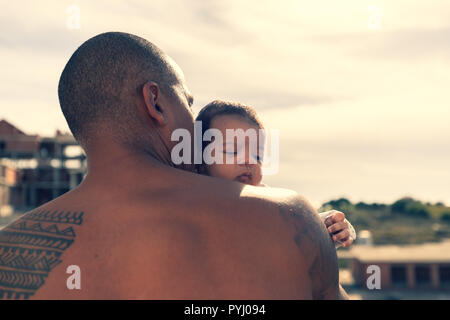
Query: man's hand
320 210 356 248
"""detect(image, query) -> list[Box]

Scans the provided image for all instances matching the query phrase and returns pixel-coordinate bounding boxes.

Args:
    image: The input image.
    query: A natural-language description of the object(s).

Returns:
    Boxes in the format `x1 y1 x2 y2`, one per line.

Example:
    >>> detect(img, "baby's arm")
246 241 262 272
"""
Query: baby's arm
319 210 356 248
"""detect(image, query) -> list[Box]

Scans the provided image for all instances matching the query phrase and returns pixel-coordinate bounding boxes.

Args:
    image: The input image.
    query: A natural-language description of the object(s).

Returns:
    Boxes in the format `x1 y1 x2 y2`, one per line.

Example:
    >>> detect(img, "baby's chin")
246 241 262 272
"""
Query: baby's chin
234 173 261 186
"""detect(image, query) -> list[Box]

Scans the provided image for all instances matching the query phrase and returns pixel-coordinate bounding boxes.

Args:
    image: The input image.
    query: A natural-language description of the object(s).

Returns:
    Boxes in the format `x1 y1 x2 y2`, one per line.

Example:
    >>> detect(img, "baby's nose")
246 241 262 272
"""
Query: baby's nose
238 152 257 165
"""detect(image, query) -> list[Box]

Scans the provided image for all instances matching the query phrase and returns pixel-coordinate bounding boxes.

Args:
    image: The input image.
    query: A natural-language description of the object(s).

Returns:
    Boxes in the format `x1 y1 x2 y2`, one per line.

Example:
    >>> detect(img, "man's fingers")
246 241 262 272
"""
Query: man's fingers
327 221 348 234
332 229 350 242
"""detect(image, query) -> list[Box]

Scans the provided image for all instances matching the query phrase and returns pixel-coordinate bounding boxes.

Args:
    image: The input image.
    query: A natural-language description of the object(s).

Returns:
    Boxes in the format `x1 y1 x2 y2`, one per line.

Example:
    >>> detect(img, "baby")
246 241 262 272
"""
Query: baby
195 100 356 248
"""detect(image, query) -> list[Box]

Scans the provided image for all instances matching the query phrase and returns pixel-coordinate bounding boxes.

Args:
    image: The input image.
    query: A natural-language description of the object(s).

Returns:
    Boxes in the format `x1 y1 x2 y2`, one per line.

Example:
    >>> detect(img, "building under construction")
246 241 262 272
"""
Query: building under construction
0 119 86 216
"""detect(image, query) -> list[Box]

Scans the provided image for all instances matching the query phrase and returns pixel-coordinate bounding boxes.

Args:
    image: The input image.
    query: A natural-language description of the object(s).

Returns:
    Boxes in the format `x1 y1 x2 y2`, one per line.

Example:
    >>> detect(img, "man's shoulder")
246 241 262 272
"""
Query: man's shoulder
232 185 316 223
193 182 322 247
219 183 299 209
237 185 340 299
239 184 300 201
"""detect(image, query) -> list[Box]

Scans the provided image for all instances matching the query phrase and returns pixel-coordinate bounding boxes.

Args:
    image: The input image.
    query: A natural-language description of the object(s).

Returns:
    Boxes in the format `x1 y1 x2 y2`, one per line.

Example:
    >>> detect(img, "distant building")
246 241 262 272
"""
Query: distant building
0 159 19 217
0 119 86 213
339 240 450 290
357 230 373 246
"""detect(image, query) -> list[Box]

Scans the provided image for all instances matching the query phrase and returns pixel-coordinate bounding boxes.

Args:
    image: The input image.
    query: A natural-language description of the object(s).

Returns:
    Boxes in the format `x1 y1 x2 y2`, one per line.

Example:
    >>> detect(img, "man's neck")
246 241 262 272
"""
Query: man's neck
81 140 195 188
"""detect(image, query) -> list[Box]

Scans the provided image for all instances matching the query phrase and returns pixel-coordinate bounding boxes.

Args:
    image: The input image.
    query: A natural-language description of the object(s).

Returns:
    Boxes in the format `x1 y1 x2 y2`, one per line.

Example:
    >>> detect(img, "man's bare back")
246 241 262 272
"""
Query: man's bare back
0 160 339 299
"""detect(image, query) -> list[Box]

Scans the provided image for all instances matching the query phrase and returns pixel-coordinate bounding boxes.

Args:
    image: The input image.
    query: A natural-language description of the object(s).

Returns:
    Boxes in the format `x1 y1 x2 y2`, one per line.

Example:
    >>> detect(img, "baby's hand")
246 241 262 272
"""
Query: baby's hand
319 210 356 248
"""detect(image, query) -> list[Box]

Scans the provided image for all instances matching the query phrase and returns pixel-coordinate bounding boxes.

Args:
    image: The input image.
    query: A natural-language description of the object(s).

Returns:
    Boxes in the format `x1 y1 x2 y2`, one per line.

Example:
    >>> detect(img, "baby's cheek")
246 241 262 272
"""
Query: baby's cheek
252 166 263 186
206 164 221 178
207 163 233 180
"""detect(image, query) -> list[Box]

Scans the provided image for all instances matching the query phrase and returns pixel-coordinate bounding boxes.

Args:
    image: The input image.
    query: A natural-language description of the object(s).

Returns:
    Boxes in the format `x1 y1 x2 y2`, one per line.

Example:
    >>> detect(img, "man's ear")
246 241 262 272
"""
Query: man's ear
142 81 166 126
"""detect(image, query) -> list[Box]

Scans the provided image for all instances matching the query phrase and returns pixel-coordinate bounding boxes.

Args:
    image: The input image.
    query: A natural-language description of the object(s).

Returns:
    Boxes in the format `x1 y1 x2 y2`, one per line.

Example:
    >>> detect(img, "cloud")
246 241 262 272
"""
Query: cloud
308 27 450 61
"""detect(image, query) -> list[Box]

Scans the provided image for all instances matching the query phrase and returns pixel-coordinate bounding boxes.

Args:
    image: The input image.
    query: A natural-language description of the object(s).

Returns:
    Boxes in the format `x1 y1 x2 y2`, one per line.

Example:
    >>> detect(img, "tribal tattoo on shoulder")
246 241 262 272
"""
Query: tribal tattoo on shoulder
0 210 84 300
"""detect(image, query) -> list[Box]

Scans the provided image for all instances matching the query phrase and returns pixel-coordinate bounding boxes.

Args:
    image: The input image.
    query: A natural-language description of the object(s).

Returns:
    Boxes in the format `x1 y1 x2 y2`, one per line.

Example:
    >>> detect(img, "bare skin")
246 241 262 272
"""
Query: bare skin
0 33 346 300
0 154 339 299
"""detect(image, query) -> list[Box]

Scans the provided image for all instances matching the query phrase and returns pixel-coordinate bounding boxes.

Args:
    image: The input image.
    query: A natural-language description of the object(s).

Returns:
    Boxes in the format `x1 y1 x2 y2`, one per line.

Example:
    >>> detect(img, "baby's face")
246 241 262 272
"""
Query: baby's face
204 114 263 186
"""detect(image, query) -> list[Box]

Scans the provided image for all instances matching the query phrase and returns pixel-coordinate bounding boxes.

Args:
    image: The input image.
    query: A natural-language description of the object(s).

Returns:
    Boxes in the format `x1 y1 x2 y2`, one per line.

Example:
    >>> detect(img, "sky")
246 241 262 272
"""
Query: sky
1 0 449 207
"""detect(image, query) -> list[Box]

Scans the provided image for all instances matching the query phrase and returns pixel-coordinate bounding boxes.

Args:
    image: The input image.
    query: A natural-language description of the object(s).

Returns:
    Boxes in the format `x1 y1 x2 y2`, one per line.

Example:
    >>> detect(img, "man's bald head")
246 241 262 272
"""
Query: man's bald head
58 32 181 147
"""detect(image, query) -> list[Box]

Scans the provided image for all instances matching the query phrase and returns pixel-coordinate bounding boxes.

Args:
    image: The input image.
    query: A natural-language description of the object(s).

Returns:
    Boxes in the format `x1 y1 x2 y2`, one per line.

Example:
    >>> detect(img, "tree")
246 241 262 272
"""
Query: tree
391 197 415 213
391 197 430 219
441 212 450 222
324 198 351 210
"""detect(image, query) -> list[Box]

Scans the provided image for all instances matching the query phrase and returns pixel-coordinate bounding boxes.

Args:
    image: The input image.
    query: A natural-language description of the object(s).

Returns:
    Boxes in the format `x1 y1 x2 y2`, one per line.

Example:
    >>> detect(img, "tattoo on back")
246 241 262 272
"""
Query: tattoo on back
0 210 84 299
277 201 339 299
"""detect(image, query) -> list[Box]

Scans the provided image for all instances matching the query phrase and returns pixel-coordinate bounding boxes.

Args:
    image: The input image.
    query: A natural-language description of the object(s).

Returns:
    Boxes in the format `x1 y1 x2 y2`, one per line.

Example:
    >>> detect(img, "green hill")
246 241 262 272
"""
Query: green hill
320 197 450 245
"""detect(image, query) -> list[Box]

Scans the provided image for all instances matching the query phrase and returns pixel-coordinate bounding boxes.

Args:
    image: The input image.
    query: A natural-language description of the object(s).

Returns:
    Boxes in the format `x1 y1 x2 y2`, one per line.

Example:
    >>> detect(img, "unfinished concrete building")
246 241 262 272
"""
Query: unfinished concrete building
0 119 86 215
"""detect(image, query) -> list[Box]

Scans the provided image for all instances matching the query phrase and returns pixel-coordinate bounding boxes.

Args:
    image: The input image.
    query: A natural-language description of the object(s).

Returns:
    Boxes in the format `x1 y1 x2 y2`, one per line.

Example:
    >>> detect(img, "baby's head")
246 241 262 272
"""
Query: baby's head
195 100 264 186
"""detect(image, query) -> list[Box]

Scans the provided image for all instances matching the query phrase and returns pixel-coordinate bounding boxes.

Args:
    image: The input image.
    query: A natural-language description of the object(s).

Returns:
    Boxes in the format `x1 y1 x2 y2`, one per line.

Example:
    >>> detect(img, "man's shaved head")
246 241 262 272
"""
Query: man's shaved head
58 32 181 147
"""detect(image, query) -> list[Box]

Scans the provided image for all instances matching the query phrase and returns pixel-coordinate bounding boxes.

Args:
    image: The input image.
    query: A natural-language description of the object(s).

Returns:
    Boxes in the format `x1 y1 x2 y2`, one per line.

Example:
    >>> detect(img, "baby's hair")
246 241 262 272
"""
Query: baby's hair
196 100 263 131
195 100 264 171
